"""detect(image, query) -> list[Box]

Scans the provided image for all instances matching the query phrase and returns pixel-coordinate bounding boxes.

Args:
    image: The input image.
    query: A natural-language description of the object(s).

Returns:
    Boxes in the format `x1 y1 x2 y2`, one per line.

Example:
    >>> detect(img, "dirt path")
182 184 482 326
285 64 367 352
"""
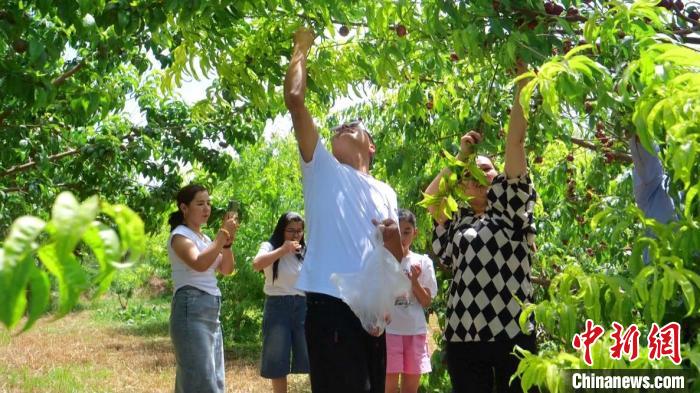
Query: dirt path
0 311 309 393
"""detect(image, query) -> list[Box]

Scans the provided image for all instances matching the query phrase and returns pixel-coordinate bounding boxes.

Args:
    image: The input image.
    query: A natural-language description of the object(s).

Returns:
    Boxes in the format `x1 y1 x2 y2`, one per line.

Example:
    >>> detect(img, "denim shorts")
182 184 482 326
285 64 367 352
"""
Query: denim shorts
170 285 225 393
260 295 310 378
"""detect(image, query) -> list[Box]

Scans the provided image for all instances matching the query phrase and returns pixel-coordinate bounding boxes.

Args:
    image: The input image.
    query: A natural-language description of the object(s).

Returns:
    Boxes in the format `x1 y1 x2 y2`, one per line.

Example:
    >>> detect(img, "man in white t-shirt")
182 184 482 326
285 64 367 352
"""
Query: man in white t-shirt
284 27 403 393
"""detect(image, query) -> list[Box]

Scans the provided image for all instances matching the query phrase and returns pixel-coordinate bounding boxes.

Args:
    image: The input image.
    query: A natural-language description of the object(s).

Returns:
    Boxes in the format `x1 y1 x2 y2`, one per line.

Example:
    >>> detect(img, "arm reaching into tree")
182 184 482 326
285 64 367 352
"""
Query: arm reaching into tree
629 136 676 224
284 27 318 163
629 136 677 264
424 131 482 225
504 61 531 179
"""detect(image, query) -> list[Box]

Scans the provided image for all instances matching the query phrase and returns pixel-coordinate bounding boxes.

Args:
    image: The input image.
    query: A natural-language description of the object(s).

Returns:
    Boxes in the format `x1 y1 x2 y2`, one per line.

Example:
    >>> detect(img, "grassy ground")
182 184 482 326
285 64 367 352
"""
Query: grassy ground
0 296 310 393
0 295 440 393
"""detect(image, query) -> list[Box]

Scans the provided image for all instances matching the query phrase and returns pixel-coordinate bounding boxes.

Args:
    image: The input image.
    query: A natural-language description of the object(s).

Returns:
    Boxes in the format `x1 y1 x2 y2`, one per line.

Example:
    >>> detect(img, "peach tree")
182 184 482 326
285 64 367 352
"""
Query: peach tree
1 2 699 391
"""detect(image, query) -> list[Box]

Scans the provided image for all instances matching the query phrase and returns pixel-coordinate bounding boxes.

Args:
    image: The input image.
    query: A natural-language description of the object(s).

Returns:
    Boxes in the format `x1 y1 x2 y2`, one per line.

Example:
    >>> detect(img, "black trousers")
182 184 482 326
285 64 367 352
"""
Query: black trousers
446 333 537 393
305 292 386 393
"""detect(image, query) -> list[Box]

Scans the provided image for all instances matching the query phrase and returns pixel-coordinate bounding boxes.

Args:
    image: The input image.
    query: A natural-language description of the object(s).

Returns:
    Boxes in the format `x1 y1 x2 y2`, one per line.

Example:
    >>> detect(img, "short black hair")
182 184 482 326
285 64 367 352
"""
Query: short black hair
398 208 416 227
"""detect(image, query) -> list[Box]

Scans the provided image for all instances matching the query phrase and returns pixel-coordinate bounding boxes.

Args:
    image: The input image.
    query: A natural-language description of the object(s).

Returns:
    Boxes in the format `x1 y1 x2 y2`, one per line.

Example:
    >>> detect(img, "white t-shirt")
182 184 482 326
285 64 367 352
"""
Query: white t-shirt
386 252 438 335
168 225 222 296
256 242 305 297
297 138 399 298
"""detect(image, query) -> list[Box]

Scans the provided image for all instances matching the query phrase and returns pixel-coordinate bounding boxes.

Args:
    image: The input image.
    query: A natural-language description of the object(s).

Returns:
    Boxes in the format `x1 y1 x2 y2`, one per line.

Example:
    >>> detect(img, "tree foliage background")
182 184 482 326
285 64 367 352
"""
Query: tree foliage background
1 0 699 391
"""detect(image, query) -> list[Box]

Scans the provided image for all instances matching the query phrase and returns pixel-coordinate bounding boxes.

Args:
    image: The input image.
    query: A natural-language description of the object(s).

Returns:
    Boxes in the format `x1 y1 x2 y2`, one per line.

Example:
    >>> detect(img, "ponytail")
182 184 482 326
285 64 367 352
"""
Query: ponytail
169 210 185 232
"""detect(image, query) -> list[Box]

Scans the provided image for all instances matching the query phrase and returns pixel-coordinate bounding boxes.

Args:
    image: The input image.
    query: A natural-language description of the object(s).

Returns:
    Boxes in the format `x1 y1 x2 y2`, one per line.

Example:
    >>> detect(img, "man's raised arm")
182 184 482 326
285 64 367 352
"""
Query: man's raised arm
284 27 319 163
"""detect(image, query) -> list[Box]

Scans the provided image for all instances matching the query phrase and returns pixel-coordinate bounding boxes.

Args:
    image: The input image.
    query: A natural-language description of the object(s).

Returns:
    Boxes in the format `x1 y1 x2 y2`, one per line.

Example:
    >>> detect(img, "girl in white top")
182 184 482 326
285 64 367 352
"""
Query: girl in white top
253 212 309 393
385 209 438 393
168 184 238 393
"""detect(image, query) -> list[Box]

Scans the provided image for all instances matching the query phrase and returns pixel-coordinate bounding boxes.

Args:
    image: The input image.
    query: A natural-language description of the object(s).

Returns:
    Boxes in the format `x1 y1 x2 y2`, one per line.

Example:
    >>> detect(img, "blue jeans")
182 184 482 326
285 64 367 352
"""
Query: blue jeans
170 286 225 393
260 295 309 378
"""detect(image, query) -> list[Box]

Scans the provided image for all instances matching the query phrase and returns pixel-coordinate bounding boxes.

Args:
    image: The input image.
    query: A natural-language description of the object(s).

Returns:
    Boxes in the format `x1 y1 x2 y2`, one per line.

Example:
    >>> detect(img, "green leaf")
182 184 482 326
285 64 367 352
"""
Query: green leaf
589 209 609 231
467 160 488 186
481 112 497 126
564 44 593 59
559 303 577 341
22 267 50 332
28 39 45 64
633 266 655 304
582 278 601 321
545 363 561 393
38 243 89 316
82 222 121 296
446 196 458 213
664 268 696 317
519 303 536 333
0 216 46 328
518 79 537 120
685 184 700 220
649 280 665 321
438 176 448 194
100 202 146 265
513 72 536 85
49 193 99 262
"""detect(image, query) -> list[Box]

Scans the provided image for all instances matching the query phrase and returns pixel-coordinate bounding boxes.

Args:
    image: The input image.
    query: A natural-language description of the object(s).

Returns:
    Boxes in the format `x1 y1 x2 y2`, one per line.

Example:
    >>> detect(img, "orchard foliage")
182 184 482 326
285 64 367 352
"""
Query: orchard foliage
1 0 699 390
0 192 144 331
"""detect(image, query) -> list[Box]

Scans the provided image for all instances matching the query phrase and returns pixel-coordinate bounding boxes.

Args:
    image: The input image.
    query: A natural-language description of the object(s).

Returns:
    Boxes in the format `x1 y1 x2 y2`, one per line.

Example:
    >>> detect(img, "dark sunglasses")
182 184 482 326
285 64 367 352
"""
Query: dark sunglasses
331 119 367 133
331 120 373 143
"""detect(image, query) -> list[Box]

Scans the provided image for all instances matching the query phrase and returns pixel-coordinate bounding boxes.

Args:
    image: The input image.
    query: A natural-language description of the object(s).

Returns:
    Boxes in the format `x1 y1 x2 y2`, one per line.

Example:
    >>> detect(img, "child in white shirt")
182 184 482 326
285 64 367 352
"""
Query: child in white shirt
385 209 438 393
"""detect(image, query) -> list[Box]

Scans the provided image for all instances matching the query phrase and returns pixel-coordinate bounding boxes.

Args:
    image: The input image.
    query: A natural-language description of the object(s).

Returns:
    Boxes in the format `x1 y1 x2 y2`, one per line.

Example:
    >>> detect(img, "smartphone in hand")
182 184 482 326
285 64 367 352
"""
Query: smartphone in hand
226 200 240 223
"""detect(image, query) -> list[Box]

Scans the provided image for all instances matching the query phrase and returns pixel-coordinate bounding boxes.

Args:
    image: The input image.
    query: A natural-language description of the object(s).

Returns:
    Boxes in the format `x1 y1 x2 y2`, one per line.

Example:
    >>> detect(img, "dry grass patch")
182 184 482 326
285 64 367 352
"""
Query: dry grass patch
0 300 442 393
0 309 310 393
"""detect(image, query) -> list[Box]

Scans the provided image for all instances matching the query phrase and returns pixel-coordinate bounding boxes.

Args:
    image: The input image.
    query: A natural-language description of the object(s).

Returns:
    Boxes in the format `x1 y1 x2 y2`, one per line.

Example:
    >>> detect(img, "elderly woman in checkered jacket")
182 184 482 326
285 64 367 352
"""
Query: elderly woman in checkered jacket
424 61 537 393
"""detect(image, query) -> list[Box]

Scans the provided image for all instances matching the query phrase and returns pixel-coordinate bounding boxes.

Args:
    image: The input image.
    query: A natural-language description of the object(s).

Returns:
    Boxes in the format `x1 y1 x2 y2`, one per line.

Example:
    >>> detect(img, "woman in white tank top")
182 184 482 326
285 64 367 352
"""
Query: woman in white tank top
167 184 238 393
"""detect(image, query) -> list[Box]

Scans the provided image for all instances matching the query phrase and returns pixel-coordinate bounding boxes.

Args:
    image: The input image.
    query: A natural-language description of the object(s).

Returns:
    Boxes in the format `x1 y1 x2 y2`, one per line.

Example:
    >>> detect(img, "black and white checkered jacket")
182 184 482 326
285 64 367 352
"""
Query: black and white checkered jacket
432 173 537 342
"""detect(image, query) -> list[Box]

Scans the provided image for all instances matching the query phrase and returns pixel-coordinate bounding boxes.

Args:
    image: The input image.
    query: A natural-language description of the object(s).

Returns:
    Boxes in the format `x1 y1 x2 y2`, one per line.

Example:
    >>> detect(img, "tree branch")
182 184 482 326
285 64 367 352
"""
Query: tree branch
52 61 85 86
0 148 81 178
680 35 700 46
564 14 588 23
673 25 700 35
672 7 700 27
1 62 85 128
570 137 633 164
531 275 551 288
2 182 82 194
2 186 27 194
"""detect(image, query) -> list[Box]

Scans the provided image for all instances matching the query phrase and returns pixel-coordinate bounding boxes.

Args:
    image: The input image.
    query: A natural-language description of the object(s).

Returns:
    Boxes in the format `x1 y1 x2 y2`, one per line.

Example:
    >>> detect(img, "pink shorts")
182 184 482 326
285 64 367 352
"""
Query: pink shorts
386 333 431 375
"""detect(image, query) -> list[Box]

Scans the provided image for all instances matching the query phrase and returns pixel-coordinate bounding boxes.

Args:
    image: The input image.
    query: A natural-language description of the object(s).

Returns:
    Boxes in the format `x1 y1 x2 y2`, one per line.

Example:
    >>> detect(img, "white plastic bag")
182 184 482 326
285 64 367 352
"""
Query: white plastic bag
331 227 411 336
